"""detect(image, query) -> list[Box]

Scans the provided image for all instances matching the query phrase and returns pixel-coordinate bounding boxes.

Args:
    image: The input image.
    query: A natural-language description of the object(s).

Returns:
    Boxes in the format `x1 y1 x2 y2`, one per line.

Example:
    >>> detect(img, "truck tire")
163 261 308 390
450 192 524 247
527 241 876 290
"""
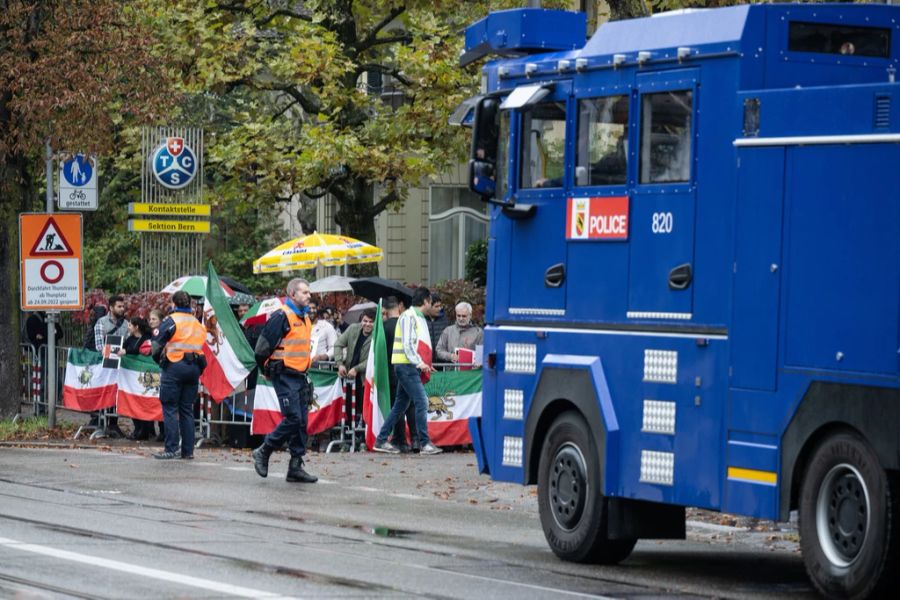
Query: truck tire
799 432 900 599
537 410 636 564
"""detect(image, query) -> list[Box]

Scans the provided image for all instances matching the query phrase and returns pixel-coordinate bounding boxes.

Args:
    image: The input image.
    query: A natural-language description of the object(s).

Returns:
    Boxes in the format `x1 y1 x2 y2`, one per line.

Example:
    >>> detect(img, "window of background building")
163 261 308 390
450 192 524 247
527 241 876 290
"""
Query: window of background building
428 186 489 284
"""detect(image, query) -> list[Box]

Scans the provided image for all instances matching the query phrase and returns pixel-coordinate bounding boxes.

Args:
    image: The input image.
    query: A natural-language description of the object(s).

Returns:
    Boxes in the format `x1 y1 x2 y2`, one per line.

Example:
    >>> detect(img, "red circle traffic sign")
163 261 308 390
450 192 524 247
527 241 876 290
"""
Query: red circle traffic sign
40 260 64 284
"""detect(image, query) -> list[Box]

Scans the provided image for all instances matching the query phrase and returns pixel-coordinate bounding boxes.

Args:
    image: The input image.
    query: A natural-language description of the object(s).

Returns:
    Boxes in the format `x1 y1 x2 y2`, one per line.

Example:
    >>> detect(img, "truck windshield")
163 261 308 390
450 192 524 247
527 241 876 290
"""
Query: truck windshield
521 102 567 189
577 95 629 186
640 90 692 184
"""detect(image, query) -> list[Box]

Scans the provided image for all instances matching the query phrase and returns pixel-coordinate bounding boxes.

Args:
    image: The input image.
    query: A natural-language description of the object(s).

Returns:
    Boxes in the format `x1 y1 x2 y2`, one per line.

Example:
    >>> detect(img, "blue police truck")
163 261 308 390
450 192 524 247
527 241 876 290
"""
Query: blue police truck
457 4 900 598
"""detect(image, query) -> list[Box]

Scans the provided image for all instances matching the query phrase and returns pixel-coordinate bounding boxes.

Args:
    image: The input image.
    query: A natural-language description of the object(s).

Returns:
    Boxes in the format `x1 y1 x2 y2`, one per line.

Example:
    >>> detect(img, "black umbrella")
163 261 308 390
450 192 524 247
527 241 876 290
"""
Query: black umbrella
220 276 252 295
349 277 413 306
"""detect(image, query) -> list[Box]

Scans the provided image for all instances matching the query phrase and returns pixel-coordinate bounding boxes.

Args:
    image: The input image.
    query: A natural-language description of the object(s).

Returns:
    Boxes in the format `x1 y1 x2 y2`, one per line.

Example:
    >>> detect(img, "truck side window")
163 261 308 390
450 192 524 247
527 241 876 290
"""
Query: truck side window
639 90 692 184
576 95 628 186
789 22 891 58
521 102 567 189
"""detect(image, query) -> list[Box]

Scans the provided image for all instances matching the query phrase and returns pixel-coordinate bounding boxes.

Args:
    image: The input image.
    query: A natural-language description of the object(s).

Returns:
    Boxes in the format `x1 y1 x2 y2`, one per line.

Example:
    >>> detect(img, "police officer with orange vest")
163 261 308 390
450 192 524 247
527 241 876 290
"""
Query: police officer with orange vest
151 291 207 460
251 278 318 483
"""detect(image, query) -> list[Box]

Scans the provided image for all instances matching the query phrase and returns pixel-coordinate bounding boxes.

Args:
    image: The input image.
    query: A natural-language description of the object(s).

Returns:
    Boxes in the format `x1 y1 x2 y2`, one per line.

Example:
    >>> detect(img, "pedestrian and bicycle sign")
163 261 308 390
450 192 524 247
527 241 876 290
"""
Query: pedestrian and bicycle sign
19 213 83 311
150 137 197 190
58 154 98 211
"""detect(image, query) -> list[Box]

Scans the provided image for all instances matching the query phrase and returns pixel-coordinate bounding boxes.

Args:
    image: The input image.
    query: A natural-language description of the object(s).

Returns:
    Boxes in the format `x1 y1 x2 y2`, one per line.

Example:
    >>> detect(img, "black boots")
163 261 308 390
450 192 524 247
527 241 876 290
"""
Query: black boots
253 446 316 483
286 456 318 483
252 444 272 478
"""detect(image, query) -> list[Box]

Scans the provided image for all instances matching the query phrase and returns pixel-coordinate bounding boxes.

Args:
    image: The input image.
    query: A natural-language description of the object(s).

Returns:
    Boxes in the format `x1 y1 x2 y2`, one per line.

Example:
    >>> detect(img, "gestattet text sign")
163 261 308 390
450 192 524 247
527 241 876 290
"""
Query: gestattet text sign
20 213 84 311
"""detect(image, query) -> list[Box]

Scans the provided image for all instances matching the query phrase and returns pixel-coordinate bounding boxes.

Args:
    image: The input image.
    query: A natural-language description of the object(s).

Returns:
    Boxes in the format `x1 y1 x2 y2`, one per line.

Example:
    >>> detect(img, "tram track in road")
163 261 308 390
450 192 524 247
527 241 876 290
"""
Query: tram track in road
0 510 649 600
0 570 109 600
0 453 810 599
0 477 689 600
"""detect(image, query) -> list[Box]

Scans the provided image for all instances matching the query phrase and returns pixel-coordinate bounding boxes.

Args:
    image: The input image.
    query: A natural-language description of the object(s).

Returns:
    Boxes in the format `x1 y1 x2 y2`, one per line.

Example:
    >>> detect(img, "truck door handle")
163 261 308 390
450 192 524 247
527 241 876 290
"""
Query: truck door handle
668 263 692 290
545 263 565 288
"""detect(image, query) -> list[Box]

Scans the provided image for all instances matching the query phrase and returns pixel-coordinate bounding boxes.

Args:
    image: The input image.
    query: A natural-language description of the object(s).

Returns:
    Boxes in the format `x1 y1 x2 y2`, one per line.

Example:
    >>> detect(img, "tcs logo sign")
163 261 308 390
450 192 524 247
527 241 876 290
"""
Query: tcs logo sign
566 196 629 241
149 137 197 190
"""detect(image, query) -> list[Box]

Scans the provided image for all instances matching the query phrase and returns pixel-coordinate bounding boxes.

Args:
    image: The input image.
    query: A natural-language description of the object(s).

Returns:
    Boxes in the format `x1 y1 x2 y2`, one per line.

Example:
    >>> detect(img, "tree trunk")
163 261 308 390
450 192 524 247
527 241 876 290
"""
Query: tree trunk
607 0 650 20
331 175 380 277
0 158 27 419
332 175 377 245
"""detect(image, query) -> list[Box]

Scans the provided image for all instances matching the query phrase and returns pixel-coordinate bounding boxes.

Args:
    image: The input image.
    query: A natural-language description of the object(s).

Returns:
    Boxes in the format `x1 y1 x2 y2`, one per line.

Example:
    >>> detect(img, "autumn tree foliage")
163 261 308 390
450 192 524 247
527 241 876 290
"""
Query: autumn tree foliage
0 0 175 417
150 0 570 253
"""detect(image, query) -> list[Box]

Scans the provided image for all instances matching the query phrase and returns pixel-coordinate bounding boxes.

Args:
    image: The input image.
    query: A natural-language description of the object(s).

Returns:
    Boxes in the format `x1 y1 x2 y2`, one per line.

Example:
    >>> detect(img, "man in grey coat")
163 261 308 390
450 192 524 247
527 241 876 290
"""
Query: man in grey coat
435 302 483 364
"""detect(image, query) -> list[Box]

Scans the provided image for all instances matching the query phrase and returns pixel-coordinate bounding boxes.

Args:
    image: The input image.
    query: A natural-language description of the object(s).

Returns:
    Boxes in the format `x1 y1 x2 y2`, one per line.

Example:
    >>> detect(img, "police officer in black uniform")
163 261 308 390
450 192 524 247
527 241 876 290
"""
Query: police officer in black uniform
251 278 318 484
151 291 206 460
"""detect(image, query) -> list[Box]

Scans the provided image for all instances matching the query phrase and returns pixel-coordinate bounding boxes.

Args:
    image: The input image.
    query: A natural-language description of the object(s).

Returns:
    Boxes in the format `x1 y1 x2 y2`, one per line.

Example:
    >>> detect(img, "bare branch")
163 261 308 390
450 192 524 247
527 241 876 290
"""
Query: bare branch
304 168 350 199
370 186 399 216
271 97 299 121
274 85 321 115
255 7 313 27
356 63 411 87
356 5 407 53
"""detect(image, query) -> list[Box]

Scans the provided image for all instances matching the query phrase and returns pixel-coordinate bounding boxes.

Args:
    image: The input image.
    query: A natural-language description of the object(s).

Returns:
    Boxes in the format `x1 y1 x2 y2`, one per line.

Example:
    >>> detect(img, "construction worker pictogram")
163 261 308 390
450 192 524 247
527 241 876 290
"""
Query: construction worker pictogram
28 216 75 257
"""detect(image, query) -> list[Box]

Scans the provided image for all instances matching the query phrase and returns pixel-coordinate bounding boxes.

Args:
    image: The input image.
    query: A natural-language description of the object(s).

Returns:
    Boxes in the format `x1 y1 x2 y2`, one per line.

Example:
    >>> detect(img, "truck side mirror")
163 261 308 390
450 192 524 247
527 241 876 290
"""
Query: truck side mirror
469 160 496 197
469 98 500 199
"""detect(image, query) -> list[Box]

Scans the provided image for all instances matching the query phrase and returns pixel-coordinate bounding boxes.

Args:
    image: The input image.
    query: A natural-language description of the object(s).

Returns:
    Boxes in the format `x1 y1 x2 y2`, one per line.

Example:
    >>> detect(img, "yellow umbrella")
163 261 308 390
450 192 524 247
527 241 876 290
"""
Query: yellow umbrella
253 232 383 274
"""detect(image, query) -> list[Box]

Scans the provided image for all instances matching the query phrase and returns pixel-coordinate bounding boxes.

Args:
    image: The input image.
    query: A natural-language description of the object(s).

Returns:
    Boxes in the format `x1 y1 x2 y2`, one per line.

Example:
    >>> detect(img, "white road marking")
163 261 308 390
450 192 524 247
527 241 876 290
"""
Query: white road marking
0 536 296 599
225 467 255 472
389 493 423 501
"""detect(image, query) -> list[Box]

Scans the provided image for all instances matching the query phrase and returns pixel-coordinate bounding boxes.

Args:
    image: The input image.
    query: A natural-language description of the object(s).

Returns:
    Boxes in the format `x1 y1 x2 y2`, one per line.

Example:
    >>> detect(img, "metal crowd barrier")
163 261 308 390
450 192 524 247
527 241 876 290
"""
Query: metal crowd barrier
16 343 473 449
17 343 39 421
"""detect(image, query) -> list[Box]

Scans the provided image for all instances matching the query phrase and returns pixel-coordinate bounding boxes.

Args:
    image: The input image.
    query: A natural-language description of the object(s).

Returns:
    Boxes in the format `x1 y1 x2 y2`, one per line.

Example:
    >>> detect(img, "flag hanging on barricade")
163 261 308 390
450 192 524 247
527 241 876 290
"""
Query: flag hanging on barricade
116 354 163 421
62 348 118 412
201 261 256 402
363 301 391 450
422 369 482 447
250 370 344 436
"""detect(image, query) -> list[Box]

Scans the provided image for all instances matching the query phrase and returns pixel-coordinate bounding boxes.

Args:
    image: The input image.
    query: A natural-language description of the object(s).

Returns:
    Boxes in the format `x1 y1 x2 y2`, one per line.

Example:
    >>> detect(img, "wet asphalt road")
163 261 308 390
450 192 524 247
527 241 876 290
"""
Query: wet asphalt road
0 445 818 599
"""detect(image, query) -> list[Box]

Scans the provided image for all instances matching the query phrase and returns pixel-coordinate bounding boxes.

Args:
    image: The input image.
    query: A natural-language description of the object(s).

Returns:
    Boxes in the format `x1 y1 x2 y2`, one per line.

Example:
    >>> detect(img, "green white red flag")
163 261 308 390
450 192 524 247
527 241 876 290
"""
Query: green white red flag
422 370 482 446
62 348 117 411
201 261 256 402
363 301 391 449
116 354 163 421
251 370 345 435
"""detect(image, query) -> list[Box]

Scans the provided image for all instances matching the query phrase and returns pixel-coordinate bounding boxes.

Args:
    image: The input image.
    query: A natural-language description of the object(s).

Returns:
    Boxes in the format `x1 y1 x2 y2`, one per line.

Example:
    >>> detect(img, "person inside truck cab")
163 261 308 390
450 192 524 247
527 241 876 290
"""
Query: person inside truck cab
535 95 629 188
535 137 627 188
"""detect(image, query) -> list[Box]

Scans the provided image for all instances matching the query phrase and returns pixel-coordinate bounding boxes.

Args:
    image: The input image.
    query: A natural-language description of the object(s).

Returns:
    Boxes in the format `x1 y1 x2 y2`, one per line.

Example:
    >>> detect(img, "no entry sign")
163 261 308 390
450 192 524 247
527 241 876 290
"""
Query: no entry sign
20 213 84 310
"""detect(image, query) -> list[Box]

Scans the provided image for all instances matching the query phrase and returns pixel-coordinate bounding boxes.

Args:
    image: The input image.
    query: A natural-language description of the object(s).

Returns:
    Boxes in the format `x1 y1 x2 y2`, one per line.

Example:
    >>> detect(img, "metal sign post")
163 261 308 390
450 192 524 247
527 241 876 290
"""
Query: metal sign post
45 142 56 428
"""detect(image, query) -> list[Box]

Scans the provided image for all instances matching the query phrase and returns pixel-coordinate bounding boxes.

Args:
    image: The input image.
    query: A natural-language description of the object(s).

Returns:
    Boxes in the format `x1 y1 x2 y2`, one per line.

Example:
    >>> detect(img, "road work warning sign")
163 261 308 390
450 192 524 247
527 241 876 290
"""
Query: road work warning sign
20 213 84 311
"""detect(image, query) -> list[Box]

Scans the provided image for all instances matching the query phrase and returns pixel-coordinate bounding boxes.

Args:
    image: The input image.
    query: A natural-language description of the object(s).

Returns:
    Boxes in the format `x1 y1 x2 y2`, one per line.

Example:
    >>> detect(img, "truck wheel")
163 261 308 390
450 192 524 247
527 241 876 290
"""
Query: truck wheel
799 432 900 599
537 410 636 564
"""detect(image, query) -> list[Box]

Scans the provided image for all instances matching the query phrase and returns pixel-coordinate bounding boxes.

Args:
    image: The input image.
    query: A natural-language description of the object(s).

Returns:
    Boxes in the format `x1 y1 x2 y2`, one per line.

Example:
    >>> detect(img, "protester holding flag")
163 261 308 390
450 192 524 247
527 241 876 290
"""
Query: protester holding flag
372 288 442 455
150 291 207 460
117 316 156 440
251 278 318 484
382 296 418 452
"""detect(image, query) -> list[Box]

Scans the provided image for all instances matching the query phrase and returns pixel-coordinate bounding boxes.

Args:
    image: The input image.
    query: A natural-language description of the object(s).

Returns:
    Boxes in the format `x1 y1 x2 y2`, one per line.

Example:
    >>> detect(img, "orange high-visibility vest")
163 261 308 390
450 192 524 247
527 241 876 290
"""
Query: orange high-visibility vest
165 312 206 362
269 306 312 372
